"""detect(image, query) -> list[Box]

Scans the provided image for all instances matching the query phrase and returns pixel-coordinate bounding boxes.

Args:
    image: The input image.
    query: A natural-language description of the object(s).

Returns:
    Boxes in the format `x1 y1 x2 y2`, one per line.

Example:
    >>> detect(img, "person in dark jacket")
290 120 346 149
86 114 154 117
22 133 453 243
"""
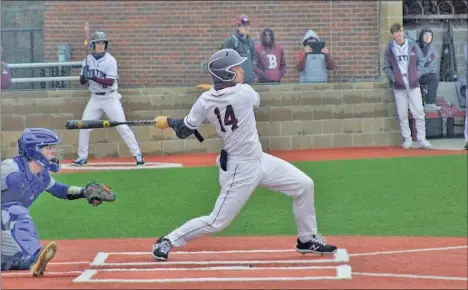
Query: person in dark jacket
383 23 432 150
417 27 441 110
254 28 286 83
223 15 256 84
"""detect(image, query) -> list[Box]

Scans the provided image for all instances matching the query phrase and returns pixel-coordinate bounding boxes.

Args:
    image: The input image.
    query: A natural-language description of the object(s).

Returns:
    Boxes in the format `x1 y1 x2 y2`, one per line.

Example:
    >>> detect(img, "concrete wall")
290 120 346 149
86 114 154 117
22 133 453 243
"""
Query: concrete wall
1 83 401 159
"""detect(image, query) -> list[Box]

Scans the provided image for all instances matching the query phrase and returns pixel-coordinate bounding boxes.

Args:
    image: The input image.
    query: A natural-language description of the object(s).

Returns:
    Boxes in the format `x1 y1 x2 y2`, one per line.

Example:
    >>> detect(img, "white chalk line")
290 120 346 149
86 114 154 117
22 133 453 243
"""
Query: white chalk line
72 265 352 283
353 272 468 281
349 245 468 257
49 261 90 265
90 252 109 266
106 245 467 257
2 270 83 277
93 265 344 272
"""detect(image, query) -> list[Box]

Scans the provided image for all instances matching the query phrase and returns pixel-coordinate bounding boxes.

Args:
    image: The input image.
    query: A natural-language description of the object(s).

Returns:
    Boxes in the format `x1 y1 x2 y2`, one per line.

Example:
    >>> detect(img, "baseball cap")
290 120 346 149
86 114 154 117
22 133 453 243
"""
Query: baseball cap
236 15 250 25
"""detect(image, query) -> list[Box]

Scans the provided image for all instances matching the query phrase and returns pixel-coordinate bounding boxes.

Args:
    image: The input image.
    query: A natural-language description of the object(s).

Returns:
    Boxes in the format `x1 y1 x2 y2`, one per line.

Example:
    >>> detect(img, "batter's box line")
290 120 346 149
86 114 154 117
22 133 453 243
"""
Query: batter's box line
90 248 349 267
72 265 352 283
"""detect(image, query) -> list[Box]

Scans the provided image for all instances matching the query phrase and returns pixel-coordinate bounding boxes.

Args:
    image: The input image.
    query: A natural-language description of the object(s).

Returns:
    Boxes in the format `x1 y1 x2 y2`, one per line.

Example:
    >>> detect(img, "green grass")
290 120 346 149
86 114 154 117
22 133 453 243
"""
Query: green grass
30 155 468 240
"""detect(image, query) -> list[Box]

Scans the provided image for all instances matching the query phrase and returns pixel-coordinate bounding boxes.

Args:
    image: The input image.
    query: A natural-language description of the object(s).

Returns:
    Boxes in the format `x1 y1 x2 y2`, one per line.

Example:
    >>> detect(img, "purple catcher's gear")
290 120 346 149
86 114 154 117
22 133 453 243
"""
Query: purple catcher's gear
1 205 41 270
17 128 62 172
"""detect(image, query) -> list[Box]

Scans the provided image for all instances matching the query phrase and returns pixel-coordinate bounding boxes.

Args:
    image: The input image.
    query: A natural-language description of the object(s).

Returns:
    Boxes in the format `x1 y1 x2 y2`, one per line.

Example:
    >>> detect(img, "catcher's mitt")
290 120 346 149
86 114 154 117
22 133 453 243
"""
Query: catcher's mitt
83 182 116 206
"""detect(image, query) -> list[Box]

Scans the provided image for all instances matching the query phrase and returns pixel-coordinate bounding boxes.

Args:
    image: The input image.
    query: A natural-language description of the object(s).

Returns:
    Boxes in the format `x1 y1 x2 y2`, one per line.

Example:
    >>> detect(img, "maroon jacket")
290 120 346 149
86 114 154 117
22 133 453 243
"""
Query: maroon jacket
383 39 424 90
254 43 286 82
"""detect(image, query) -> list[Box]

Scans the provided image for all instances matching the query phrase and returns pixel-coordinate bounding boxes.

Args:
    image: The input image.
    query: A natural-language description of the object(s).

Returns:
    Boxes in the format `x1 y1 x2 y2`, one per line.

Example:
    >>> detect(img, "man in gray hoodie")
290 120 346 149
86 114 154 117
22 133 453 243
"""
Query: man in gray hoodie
295 30 335 83
383 23 432 149
417 27 441 111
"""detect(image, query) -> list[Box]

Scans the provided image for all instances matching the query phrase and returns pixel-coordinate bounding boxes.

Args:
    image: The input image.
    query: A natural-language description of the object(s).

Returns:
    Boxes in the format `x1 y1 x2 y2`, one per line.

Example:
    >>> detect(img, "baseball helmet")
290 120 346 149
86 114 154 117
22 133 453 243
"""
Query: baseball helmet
18 128 62 172
89 31 109 50
208 49 247 82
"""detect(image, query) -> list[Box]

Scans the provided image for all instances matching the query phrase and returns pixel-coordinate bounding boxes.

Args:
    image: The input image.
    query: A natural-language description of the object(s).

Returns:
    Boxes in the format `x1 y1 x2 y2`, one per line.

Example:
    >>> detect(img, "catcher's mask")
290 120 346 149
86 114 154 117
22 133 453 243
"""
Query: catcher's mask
208 49 247 83
18 128 63 172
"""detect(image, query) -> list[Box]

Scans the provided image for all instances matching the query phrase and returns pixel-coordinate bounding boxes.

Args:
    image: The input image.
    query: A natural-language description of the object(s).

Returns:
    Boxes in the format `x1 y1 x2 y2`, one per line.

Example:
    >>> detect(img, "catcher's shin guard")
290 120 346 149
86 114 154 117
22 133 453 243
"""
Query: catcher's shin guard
30 241 57 276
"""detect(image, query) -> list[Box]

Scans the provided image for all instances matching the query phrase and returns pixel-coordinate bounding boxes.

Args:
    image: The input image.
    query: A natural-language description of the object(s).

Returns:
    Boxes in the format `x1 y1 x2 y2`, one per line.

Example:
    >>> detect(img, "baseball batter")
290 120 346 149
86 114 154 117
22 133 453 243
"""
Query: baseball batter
1 128 115 276
72 31 144 166
152 49 337 261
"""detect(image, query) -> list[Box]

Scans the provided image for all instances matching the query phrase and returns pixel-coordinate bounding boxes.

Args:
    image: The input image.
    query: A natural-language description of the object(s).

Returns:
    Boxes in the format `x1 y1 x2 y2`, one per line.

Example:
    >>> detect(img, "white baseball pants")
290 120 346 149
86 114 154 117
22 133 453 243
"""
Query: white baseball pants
393 87 427 141
78 93 141 159
166 152 318 247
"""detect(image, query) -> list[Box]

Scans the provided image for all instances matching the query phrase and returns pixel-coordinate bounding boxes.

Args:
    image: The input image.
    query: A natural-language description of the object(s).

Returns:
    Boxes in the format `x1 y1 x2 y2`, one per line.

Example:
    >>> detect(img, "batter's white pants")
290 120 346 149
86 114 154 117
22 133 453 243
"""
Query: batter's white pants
166 152 319 247
78 93 141 159
393 87 427 141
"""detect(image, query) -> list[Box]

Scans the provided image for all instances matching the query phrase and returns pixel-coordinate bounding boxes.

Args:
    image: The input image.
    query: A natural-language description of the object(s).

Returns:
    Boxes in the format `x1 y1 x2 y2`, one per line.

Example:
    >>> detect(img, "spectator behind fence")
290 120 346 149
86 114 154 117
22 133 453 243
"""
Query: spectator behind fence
254 28 286 83
295 29 335 83
417 27 441 111
223 15 256 84
383 23 432 150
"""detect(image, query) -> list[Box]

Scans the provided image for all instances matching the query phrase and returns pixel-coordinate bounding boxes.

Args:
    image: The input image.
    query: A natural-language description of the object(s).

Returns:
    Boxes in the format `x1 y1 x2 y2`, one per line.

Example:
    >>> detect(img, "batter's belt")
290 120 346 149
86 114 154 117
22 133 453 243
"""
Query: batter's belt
95 90 115 95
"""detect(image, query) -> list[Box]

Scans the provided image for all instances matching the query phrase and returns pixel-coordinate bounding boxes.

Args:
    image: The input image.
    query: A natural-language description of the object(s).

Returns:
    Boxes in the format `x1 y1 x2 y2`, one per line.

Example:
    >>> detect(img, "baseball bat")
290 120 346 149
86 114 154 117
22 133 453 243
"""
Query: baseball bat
65 120 205 143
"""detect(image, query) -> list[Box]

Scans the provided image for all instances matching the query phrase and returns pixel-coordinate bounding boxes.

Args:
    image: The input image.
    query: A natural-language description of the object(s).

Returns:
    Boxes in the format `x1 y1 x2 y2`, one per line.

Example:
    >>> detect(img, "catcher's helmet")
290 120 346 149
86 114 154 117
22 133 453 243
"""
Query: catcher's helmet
89 31 108 50
208 49 247 82
18 128 62 172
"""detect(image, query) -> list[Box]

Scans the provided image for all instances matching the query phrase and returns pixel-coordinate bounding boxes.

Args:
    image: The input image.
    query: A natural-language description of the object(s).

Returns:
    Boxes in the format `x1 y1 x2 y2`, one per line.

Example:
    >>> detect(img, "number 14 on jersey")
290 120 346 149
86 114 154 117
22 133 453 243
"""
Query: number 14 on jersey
214 105 238 132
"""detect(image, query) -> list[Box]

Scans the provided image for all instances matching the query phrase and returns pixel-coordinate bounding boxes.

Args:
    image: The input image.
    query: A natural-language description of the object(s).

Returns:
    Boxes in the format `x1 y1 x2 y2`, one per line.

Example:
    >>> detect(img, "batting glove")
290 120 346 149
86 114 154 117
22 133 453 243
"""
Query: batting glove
154 116 169 129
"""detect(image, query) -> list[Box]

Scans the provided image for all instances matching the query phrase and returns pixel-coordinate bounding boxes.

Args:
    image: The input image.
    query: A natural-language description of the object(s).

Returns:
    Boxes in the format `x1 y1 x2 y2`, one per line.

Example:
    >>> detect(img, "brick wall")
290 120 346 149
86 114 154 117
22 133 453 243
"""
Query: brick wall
0 83 402 159
42 1 380 86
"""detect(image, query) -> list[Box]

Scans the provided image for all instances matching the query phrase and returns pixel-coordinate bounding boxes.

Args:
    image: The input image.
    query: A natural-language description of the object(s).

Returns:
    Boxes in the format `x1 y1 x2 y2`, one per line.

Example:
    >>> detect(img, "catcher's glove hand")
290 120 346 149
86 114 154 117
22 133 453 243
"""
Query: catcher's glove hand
83 182 116 206
154 116 169 129
196 84 213 91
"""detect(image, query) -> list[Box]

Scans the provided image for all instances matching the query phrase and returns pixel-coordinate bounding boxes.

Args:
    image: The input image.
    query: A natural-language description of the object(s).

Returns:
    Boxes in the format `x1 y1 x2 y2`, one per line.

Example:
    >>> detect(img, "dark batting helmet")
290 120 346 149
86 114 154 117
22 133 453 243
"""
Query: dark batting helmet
89 31 109 50
208 49 247 82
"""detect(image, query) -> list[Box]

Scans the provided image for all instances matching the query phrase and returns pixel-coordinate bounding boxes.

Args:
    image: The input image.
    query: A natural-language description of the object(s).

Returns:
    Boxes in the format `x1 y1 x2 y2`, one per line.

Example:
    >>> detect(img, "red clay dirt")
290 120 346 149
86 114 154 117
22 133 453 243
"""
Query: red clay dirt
58 146 467 172
2 147 467 289
2 236 467 289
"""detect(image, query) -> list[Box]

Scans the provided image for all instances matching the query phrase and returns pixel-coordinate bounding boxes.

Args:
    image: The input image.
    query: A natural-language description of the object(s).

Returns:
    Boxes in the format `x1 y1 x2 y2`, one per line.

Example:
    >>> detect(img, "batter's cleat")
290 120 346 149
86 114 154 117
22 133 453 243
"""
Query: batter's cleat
30 241 57 277
152 237 172 261
135 154 145 166
296 234 337 256
464 143 468 150
71 158 87 166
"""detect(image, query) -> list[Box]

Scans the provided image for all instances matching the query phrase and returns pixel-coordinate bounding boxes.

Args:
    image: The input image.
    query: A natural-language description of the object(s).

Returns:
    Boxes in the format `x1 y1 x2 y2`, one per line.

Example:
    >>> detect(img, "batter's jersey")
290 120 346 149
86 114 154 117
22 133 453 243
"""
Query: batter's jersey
184 83 263 160
80 52 118 94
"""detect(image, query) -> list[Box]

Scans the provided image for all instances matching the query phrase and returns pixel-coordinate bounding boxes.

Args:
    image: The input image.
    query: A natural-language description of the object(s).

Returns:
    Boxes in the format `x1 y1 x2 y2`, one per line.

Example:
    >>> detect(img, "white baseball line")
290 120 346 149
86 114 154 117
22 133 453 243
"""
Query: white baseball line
2 270 84 277
349 245 468 257
94 265 344 272
73 265 352 283
353 272 468 281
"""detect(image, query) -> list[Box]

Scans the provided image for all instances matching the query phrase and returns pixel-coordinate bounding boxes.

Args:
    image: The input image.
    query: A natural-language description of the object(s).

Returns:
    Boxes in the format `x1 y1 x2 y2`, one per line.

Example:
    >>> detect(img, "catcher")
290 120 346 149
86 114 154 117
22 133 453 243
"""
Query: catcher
1 128 116 276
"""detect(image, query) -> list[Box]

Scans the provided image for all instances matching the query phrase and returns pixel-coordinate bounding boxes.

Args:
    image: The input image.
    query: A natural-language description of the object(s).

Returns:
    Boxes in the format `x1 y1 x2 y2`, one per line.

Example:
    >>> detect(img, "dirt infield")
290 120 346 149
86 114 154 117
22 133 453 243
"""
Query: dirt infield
2 236 467 289
2 146 467 289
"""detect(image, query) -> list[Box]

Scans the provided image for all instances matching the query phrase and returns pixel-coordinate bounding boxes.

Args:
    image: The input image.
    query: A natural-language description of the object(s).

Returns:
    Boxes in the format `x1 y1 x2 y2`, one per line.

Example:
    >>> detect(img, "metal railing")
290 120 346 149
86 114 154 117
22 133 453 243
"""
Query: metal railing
403 0 468 23
6 61 83 89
